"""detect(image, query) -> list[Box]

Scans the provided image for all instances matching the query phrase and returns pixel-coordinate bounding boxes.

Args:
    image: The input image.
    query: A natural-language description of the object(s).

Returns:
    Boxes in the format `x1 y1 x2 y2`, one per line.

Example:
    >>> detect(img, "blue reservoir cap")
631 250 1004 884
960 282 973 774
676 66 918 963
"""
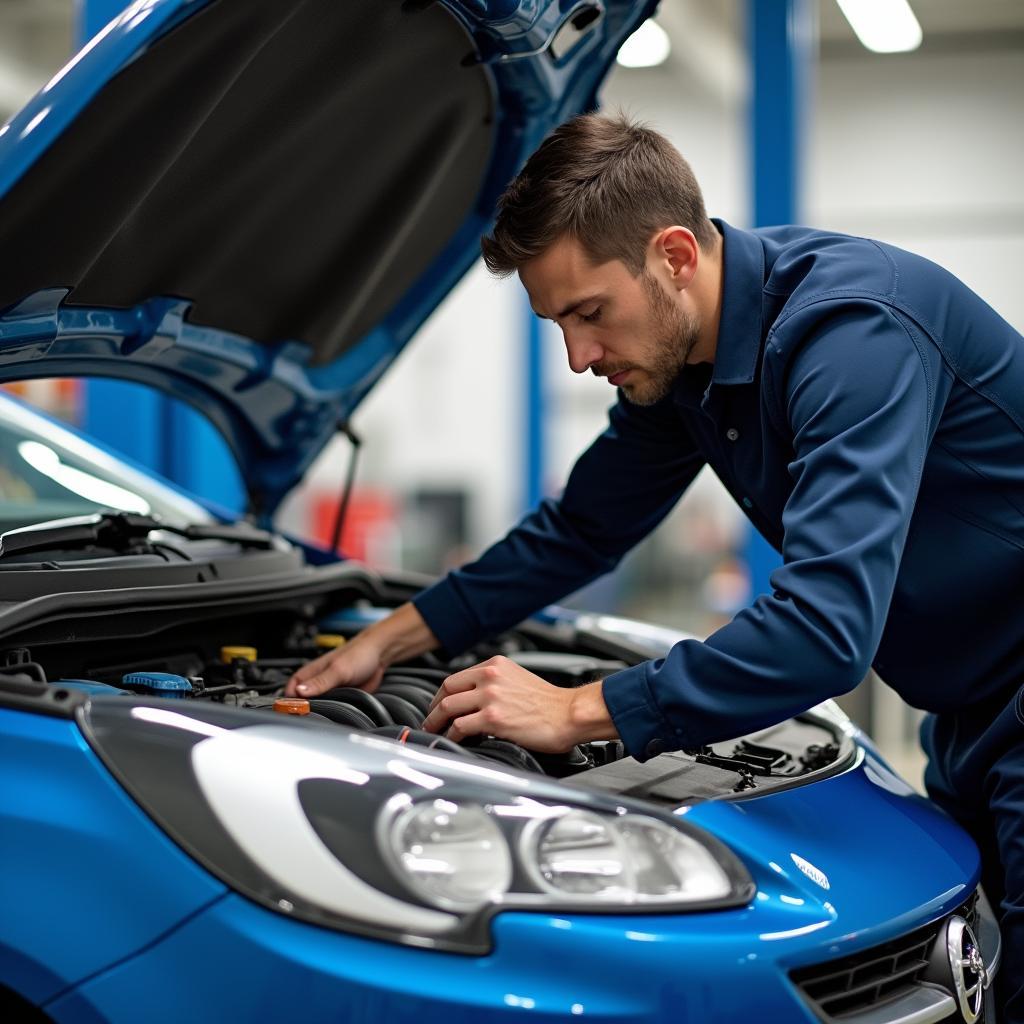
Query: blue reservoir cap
121 671 193 697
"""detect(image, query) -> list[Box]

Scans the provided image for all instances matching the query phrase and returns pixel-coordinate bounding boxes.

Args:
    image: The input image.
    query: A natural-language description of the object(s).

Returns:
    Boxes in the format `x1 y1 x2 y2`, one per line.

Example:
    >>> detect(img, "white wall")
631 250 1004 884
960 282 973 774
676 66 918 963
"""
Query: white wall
355 264 524 550
808 47 1024 333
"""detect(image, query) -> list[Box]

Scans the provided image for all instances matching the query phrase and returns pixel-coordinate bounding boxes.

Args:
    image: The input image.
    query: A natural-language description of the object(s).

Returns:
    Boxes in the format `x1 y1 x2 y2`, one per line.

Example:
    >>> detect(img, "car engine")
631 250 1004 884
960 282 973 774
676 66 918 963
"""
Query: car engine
0 594 852 804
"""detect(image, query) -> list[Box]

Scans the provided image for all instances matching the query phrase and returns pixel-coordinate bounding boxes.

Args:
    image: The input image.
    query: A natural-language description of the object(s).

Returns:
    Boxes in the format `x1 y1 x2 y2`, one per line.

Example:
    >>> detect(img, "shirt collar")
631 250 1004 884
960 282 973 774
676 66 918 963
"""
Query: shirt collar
707 217 766 386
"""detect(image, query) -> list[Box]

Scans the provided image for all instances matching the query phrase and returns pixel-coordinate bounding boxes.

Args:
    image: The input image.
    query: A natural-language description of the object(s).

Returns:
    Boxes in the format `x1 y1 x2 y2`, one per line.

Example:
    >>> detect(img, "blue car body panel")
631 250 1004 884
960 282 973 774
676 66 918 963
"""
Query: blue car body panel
18 699 976 1023
0 709 227 1005
0 571 988 1021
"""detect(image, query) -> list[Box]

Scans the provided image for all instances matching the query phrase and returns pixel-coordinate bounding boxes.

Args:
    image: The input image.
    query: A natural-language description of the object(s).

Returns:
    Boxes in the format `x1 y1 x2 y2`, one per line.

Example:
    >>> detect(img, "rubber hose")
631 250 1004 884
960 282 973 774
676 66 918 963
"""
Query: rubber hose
476 739 544 774
376 683 434 717
382 667 448 683
376 693 423 729
379 674 440 695
373 725 472 758
307 700 376 731
315 687 393 728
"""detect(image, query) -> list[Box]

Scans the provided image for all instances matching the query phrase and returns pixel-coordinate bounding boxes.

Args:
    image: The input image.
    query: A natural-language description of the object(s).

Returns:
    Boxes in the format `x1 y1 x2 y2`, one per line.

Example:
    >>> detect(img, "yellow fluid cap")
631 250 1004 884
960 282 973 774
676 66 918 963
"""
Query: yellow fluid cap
221 645 257 664
273 698 310 716
315 634 346 650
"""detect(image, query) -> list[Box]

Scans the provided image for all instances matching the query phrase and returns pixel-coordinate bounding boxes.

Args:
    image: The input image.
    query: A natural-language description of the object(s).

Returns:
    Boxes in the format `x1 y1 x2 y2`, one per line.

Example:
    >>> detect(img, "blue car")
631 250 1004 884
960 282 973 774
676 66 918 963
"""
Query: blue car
0 1 1001 1021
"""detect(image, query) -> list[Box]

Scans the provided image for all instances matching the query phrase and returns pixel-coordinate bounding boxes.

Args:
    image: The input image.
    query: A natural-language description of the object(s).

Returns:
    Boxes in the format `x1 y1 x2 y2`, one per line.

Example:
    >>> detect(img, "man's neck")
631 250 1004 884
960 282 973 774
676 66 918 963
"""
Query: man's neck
686 227 724 366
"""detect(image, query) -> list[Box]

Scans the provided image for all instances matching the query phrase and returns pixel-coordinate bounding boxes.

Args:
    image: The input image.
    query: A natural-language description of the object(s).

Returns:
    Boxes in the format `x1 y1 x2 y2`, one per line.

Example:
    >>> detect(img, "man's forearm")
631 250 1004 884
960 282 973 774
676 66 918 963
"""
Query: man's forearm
364 601 441 666
413 400 703 659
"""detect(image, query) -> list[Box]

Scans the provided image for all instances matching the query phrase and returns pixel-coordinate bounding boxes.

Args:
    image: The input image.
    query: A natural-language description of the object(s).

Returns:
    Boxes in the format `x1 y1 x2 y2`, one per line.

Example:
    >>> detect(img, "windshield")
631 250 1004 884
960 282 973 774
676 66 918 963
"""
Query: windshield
0 391 213 532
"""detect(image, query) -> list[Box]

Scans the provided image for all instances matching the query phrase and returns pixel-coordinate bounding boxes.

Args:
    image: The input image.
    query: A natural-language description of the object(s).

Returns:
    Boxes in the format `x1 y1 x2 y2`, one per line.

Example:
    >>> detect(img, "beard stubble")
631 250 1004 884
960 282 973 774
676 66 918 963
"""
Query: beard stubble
618 270 702 407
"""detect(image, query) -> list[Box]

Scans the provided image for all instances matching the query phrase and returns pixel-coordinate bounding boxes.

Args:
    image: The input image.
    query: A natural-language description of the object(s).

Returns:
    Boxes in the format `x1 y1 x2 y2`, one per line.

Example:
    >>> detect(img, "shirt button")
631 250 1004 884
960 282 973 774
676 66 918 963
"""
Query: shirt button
725 427 740 441
742 497 753 509
645 738 666 759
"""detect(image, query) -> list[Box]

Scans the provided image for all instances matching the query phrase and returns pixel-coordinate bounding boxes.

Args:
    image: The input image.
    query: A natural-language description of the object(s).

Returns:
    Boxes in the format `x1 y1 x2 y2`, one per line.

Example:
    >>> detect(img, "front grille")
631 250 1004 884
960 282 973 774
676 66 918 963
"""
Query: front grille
790 892 978 1020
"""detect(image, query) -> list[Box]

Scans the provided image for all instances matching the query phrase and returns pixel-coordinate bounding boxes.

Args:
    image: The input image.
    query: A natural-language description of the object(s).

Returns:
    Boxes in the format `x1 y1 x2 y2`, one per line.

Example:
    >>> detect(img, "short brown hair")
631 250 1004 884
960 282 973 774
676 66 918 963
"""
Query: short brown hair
481 112 716 278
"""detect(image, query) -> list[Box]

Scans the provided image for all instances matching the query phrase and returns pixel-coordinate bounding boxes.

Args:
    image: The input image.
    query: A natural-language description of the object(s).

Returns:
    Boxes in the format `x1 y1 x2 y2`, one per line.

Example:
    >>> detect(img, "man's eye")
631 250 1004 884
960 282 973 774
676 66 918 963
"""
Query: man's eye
579 307 602 323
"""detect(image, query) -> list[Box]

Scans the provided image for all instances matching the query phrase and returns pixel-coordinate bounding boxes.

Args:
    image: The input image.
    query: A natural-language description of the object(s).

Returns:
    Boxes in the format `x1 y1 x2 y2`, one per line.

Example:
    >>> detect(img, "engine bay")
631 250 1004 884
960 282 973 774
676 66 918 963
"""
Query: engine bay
0 584 854 805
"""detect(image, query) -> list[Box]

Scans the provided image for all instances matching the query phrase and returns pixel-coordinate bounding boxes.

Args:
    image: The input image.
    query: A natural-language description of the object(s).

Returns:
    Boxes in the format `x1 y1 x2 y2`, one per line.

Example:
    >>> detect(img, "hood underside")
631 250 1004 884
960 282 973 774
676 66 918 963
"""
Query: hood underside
0 0 493 362
0 0 655 512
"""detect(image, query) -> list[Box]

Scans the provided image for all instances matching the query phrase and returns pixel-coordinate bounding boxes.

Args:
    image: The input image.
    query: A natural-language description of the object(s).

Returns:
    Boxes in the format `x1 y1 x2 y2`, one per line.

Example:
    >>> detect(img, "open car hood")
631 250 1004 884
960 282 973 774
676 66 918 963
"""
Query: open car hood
0 0 655 514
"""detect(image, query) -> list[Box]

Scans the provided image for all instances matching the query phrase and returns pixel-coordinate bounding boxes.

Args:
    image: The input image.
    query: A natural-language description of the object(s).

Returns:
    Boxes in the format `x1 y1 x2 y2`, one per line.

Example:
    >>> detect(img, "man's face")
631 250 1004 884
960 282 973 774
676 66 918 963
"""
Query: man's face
519 234 701 406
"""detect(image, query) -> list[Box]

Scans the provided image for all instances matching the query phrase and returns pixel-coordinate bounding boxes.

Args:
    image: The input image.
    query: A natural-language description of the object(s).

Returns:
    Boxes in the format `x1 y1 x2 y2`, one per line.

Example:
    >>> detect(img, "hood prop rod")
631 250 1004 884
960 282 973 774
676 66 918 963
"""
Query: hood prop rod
330 422 362 556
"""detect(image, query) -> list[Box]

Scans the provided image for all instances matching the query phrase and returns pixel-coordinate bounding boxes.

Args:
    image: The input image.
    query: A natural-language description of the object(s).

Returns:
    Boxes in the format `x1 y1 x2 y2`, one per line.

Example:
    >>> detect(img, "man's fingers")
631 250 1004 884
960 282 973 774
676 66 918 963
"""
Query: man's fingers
285 651 337 693
286 656 352 697
427 669 483 713
445 711 489 744
291 671 342 698
422 689 481 734
427 661 503 711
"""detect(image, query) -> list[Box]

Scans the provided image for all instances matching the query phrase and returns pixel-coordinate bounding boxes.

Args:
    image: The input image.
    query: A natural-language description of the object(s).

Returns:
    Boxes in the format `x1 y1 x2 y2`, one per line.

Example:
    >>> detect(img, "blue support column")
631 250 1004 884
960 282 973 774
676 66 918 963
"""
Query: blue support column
77 1 244 515
164 400 245 511
749 0 815 228
744 0 815 597
522 296 546 512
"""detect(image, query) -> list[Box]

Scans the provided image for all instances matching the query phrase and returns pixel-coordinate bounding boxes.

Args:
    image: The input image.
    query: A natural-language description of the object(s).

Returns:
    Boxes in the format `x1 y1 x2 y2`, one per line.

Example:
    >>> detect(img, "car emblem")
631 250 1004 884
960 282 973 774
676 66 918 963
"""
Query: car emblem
946 916 988 1023
790 853 830 890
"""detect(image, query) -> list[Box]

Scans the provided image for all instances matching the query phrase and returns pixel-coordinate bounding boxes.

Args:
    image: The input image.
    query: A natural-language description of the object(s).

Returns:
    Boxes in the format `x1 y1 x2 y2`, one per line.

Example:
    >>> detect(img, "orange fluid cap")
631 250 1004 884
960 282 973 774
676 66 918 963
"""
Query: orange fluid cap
273 698 310 716
221 645 257 663
315 634 346 650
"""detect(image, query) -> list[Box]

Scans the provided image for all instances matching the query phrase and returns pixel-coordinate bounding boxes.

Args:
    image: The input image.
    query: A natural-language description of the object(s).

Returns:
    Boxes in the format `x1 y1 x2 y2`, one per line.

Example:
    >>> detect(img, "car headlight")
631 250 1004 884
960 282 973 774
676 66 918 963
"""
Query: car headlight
385 798 514 909
81 699 754 953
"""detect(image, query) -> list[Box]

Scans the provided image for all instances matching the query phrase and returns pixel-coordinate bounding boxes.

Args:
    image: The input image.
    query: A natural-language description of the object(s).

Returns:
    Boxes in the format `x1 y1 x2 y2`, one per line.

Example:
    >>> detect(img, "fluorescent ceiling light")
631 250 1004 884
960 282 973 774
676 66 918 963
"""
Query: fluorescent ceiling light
616 19 671 69
835 0 923 54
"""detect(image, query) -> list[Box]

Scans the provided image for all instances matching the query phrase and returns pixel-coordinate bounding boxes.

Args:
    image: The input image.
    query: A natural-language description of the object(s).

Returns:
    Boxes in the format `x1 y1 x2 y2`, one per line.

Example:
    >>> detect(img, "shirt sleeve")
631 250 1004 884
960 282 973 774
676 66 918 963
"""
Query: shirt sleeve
413 392 705 655
602 301 942 760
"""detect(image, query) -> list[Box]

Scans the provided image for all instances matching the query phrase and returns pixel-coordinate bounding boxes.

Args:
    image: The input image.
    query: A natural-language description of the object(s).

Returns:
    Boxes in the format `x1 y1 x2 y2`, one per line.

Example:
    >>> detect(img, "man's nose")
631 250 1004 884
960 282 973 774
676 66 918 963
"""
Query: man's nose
563 330 603 374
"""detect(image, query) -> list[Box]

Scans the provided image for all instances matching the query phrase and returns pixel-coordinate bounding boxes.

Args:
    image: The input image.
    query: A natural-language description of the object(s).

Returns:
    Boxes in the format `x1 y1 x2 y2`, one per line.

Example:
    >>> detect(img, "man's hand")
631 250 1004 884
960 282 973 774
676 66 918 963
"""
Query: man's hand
421 655 618 752
284 602 439 698
285 637 385 697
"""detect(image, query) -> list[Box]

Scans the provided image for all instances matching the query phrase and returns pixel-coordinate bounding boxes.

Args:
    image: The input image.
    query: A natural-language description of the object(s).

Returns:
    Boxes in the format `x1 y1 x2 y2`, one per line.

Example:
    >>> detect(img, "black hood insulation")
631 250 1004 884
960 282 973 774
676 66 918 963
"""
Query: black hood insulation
0 0 494 364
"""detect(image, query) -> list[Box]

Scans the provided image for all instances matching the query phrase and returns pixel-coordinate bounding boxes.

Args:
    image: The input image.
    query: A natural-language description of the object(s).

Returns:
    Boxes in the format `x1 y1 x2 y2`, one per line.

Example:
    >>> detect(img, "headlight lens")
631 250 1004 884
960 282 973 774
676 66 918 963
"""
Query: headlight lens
389 798 512 909
532 809 632 897
82 699 754 953
619 815 733 900
521 810 732 903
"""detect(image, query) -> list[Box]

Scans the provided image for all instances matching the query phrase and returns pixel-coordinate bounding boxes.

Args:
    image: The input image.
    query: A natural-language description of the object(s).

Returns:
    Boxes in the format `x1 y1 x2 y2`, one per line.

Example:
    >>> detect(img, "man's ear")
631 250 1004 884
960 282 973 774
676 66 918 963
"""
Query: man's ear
652 226 699 291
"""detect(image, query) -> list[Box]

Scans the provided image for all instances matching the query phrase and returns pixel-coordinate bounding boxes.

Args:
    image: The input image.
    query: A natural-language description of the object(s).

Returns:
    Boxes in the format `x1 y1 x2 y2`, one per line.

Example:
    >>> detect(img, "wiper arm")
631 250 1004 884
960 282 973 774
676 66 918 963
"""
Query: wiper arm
0 511 278 559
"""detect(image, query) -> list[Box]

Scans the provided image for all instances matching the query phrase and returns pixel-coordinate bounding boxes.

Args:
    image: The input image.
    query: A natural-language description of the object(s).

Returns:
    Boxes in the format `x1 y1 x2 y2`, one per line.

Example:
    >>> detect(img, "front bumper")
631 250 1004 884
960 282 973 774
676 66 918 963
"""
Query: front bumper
30 715 996 1023
45 886 1000 1024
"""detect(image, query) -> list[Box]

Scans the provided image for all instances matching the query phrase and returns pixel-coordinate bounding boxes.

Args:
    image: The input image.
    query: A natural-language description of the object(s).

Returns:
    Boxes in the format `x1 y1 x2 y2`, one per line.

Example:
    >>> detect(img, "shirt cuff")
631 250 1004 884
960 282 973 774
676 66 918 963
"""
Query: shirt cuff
411 577 482 657
600 662 681 762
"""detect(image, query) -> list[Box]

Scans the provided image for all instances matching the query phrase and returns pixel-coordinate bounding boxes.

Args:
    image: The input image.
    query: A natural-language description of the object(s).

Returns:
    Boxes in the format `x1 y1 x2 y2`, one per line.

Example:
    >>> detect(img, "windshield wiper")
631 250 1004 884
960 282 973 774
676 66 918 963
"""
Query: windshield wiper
0 511 278 560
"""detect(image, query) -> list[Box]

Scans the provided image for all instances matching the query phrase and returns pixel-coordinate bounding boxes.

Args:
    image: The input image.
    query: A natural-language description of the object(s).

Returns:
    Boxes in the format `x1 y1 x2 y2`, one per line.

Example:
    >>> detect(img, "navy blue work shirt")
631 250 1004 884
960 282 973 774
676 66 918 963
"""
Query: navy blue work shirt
414 219 1024 761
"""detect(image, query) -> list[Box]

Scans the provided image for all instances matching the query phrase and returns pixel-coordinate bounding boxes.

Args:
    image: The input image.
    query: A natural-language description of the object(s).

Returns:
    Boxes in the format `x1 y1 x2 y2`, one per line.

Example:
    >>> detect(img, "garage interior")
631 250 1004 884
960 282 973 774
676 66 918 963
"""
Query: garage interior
1 0 1022 789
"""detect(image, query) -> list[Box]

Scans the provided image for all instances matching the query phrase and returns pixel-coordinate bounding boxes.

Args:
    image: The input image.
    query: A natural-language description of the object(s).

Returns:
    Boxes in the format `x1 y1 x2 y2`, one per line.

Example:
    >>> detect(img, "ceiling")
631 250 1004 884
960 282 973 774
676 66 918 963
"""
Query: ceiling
818 0 1024 44
1 1 1023 120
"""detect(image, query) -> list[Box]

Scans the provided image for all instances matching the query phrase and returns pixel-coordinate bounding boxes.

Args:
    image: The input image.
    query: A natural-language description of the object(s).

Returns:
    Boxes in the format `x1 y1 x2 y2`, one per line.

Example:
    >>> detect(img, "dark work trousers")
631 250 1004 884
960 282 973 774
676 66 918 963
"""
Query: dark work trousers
922 684 1024 1022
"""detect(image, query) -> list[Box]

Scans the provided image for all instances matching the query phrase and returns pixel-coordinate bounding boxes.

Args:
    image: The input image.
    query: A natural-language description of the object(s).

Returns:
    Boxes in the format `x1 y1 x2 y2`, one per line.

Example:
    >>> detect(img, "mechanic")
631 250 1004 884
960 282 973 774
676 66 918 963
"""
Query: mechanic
287 113 1024 1016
